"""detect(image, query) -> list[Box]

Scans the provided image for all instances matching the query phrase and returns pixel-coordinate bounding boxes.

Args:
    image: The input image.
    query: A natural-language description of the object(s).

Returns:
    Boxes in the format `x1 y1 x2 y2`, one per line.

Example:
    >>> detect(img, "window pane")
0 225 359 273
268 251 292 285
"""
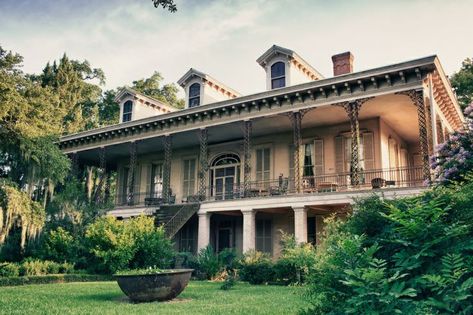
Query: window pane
189 97 200 107
263 148 270 171
123 101 133 113
271 77 285 89
122 113 132 122
271 62 285 78
189 83 200 97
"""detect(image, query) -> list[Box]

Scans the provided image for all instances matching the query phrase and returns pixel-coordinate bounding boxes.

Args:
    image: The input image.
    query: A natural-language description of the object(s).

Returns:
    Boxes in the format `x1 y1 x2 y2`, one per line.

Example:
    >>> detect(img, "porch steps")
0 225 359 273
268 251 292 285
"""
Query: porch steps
155 203 200 238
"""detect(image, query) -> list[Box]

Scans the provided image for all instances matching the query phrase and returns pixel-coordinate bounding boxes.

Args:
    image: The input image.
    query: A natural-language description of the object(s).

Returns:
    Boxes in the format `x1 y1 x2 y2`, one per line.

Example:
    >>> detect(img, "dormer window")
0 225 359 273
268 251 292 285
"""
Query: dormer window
271 62 286 89
189 83 201 108
122 100 133 122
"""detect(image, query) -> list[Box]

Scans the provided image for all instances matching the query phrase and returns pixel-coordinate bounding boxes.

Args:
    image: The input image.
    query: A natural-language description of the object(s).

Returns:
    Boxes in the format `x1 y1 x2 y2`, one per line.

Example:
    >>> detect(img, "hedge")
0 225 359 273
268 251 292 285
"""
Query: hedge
0 274 113 287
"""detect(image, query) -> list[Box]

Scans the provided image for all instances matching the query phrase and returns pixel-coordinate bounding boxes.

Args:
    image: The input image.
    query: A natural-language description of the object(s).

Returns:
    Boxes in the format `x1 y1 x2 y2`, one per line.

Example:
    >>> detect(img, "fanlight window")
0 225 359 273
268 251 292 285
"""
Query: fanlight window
211 153 241 166
189 83 201 108
271 62 286 89
122 100 133 122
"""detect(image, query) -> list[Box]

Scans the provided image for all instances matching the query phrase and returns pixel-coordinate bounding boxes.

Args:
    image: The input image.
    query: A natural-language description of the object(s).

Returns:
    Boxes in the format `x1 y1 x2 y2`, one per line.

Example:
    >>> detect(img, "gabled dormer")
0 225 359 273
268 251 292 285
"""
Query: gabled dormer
115 87 177 123
177 68 240 109
257 45 324 90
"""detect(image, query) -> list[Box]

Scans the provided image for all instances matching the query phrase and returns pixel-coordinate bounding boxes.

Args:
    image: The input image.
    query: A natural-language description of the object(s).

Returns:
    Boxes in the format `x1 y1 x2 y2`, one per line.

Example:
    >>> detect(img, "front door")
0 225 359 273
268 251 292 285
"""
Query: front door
214 166 236 200
218 228 231 252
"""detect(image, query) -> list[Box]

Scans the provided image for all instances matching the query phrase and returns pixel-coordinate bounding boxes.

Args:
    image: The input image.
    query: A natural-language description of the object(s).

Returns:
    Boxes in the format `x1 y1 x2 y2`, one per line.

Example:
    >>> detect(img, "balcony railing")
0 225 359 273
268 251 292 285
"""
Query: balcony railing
114 166 425 207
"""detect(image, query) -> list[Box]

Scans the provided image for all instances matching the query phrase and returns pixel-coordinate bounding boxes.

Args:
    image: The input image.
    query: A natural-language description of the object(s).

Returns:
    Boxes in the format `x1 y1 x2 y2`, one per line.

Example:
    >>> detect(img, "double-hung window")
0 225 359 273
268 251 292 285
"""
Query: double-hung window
189 83 200 108
271 62 286 89
122 100 133 122
182 158 197 197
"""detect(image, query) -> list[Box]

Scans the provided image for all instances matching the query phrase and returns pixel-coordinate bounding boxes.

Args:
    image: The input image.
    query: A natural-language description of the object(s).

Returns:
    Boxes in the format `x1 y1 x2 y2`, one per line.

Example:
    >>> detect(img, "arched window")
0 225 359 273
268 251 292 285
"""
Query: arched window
210 153 241 200
211 153 241 167
189 83 201 108
271 62 286 89
122 100 133 122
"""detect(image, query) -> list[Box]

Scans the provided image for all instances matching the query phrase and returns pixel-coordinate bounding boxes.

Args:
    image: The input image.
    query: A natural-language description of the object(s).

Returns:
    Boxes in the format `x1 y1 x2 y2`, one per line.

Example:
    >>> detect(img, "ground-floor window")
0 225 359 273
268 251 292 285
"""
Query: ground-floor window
179 221 196 253
307 216 316 245
256 219 272 254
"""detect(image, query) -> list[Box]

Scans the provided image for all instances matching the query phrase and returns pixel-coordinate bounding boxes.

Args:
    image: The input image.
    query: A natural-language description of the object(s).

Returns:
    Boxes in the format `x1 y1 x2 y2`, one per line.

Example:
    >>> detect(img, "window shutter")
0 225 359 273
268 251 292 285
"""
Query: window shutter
134 165 141 201
314 139 324 176
145 164 152 196
335 136 344 173
362 133 375 170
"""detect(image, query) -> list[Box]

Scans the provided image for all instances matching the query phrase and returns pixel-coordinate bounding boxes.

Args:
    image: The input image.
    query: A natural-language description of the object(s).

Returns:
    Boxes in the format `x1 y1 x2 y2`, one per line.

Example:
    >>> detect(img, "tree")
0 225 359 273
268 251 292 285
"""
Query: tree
451 58 473 111
130 71 184 109
151 0 177 12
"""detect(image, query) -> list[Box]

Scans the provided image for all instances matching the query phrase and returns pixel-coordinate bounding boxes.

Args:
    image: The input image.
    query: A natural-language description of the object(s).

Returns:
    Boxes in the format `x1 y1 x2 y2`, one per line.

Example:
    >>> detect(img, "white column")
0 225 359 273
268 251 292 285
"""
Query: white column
242 209 256 253
429 74 439 148
293 206 307 244
197 212 211 252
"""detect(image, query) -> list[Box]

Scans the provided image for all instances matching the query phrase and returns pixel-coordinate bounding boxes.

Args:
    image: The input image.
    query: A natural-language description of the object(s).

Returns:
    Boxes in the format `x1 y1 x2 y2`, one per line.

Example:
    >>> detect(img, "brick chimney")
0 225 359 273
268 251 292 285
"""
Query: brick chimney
332 52 354 76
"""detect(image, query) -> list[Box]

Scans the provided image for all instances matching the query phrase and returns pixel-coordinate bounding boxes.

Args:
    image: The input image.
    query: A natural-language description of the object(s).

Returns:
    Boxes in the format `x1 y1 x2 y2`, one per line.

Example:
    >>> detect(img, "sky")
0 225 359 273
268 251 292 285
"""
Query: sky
1 0 473 96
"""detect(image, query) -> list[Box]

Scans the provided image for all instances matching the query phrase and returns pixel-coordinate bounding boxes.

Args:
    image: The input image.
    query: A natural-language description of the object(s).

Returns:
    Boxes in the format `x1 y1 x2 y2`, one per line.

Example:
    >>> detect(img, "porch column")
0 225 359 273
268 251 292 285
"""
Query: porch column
290 112 302 193
344 101 362 187
398 90 431 182
127 141 137 204
162 135 172 203
198 128 208 199
243 120 252 197
70 152 79 179
242 208 256 253
293 206 307 244
197 212 211 252
96 146 107 204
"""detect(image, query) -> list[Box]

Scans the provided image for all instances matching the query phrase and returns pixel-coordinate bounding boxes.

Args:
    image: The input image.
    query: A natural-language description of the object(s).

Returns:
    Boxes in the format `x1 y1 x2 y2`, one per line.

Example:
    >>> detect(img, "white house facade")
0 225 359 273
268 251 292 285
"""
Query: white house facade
59 45 464 258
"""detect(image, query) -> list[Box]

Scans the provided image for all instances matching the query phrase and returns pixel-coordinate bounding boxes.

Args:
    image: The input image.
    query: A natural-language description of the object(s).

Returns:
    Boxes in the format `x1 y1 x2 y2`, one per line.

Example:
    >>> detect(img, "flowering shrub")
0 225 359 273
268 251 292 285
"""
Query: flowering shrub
431 102 473 184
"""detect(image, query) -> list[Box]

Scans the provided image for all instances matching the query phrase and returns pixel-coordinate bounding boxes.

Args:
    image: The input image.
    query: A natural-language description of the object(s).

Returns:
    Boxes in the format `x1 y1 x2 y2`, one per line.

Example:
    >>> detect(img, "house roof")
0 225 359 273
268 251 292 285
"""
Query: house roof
256 45 324 80
59 55 464 151
177 68 241 98
114 87 178 113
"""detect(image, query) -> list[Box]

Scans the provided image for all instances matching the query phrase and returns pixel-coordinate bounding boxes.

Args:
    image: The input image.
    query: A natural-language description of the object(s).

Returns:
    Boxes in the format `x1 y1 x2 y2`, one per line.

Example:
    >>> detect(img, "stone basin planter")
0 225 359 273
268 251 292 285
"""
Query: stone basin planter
115 269 193 302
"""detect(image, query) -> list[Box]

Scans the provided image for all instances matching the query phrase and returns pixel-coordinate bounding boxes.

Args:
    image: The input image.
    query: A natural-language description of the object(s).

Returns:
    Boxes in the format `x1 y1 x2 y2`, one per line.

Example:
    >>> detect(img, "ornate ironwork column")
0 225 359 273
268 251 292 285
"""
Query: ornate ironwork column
162 135 172 203
127 141 137 205
344 101 362 187
198 128 208 199
70 152 79 179
398 90 431 182
96 147 107 204
243 120 252 197
290 111 303 193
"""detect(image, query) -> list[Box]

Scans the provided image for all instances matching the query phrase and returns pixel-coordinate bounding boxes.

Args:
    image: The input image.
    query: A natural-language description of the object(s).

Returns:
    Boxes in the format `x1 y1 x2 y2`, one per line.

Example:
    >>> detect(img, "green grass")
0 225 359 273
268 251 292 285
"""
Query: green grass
0 281 310 315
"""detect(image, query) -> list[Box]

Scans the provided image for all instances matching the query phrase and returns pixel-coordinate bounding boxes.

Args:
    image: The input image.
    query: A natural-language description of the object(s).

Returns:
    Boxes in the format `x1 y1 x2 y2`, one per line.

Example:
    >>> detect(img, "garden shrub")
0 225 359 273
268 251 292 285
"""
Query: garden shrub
84 215 176 274
0 262 19 277
303 179 473 314
239 250 275 284
42 227 78 263
195 245 221 280
18 259 66 276
275 232 316 284
0 274 113 287
431 102 473 184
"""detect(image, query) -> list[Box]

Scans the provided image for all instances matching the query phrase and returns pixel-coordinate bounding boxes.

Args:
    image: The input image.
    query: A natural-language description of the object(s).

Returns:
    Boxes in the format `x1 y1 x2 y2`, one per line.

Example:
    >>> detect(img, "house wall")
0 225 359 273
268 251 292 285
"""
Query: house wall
118 96 164 123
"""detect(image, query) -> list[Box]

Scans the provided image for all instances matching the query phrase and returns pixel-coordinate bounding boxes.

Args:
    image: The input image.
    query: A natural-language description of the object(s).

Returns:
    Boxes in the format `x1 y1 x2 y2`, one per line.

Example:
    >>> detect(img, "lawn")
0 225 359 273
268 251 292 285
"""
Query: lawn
0 281 310 315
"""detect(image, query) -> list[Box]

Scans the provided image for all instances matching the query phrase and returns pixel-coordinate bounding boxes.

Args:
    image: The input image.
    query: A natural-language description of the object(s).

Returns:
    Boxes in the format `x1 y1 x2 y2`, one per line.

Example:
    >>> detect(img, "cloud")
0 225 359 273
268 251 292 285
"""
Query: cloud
1 0 472 96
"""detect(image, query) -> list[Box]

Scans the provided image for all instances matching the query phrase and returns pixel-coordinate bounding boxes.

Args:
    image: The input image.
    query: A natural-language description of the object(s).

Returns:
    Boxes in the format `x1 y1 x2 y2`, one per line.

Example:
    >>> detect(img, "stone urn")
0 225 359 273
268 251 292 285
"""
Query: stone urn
115 269 193 302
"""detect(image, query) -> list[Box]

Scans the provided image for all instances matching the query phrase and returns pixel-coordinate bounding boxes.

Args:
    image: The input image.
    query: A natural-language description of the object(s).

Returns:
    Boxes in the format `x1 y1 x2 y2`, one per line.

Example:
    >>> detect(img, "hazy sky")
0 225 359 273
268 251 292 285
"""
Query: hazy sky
1 0 472 95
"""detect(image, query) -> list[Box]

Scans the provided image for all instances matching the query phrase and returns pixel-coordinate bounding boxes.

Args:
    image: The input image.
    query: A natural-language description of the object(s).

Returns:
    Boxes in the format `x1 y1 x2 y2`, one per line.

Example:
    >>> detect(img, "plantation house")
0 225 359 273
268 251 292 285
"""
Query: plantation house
59 45 464 258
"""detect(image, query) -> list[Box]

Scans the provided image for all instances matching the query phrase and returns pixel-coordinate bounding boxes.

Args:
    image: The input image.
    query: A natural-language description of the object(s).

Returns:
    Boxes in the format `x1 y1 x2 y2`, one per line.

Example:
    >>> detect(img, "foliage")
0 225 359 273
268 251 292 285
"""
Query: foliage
0 274 112 287
84 216 136 274
239 250 275 285
421 254 473 314
17 259 73 276
0 262 20 277
431 103 473 184
84 215 175 274
41 227 78 263
129 71 185 109
195 245 222 280
0 181 45 248
304 180 473 314
220 270 236 290
275 232 316 284
152 0 177 12
114 267 164 275
451 58 473 110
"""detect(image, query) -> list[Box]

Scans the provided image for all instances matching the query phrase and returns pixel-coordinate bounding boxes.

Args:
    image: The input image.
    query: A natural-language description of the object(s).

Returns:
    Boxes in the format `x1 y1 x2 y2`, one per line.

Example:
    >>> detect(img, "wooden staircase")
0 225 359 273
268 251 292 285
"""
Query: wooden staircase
155 203 200 238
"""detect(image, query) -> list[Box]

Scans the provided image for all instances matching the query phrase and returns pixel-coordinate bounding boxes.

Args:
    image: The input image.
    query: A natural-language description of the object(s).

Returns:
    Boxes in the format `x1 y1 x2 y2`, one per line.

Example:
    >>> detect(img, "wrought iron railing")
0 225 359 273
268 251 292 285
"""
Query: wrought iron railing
114 166 425 206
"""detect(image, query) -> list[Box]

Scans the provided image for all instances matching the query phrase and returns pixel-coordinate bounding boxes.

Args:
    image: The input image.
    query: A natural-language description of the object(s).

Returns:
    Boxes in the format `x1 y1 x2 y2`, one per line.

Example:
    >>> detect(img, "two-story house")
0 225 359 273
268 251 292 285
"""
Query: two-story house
59 45 464 258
